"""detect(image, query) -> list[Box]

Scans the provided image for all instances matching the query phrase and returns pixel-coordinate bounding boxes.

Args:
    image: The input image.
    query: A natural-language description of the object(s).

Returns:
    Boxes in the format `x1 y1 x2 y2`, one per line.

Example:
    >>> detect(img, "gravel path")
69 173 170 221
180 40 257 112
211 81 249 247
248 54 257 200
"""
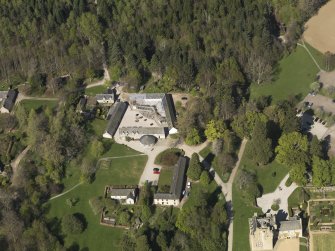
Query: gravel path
11 146 30 186
256 174 298 213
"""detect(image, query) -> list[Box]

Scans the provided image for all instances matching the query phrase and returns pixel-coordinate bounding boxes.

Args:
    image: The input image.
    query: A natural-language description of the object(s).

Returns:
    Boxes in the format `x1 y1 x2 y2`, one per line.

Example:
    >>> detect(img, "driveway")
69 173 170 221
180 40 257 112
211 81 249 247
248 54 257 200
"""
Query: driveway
256 174 298 213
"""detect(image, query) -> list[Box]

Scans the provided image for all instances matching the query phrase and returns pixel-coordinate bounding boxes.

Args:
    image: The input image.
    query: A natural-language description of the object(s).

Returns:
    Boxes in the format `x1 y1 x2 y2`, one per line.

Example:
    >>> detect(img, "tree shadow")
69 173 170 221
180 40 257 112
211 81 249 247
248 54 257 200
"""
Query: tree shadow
202 153 215 167
207 186 222 207
67 242 80 251
74 213 88 231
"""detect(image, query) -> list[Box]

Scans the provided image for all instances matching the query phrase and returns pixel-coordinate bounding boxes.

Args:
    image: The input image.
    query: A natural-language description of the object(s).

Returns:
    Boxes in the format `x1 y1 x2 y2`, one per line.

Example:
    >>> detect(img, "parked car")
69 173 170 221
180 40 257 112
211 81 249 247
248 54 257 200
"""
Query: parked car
153 167 160 172
153 170 160 174
181 96 188 100
187 181 191 189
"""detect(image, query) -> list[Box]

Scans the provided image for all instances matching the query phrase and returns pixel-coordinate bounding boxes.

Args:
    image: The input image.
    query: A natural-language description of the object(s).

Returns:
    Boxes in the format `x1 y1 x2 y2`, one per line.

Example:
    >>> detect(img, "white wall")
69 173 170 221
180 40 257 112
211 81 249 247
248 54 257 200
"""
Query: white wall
153 198 179 206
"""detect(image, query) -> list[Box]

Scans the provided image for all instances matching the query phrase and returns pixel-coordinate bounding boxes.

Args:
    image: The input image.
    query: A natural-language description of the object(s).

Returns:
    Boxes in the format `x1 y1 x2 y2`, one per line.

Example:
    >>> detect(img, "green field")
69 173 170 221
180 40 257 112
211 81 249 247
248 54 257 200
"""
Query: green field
47 143 147 251
85 85 109 96
251 46 320 102
19 99 58 110
312 233 335 251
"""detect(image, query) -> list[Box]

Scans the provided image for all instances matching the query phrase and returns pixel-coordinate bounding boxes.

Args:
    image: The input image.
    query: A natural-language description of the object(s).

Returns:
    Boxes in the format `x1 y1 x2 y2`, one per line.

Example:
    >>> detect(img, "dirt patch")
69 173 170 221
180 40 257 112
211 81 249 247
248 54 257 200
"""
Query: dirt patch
303 0 335 54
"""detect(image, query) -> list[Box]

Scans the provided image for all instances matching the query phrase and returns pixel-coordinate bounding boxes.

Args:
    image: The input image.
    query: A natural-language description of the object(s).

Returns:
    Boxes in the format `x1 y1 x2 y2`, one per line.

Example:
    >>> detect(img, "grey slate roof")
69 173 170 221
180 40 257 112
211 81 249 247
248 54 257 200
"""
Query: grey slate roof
279 218 301 232
162 94 177 129
105 102 128 137
2 89 18 111
154 156 187 200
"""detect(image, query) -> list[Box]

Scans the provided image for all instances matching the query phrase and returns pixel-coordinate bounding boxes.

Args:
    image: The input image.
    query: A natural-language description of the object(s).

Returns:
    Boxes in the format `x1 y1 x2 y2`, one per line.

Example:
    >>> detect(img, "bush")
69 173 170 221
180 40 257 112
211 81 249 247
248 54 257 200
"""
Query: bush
154 148 184 166
66 197 79 208
61 214 85 235
271 204 279 211
187 153 203 181
285 177 293 187
185 128 201 145
200 170 211 185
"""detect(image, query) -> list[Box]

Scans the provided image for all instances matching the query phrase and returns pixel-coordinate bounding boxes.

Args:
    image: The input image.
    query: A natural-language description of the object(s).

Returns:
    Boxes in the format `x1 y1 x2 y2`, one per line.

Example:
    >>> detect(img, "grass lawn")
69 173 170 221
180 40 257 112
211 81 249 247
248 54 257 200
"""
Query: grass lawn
101 142 142 158
304 42 327 70
19 99 58 111
85 85 109 96
47 143 147 251
90 119 107 135
251 46 320 103
232 185 262 251
300 237 308 251
312 233 335 251
240 143 289 194
157 167 173 188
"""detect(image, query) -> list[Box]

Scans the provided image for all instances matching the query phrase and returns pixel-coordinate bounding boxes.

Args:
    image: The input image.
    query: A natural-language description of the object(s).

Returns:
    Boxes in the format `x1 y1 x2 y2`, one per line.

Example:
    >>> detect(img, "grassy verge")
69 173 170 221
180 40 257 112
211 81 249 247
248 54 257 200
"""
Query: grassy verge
47 144 147 250
251 46 320 103
232 185 262 251
299 237 308 251
19 99 58 111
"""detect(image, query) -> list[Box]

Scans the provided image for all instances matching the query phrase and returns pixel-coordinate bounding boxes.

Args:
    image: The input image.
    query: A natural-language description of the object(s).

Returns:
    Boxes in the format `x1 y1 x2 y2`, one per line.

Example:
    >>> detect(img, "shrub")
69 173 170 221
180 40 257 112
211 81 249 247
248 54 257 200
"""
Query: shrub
271 204 279 211
185 128 201 145
66 197 79 208
61 214 85 235
200 170 211 185
187 153 203 181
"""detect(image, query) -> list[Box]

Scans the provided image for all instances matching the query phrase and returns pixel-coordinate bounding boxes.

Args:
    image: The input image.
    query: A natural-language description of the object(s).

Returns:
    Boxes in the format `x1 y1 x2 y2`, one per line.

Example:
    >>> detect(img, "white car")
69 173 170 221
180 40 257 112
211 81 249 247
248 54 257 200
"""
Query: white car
187 182 191 189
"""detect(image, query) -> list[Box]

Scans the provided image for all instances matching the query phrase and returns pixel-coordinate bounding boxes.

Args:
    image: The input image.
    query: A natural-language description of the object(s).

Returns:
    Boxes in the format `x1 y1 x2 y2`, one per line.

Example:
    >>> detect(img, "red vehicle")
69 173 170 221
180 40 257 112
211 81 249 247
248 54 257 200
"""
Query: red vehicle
153 168 160 174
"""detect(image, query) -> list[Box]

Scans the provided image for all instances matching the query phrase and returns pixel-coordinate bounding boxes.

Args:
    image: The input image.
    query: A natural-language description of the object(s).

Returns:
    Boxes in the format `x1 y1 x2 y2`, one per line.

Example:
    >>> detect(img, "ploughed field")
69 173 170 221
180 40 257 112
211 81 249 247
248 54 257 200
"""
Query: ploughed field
303 0 335 54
